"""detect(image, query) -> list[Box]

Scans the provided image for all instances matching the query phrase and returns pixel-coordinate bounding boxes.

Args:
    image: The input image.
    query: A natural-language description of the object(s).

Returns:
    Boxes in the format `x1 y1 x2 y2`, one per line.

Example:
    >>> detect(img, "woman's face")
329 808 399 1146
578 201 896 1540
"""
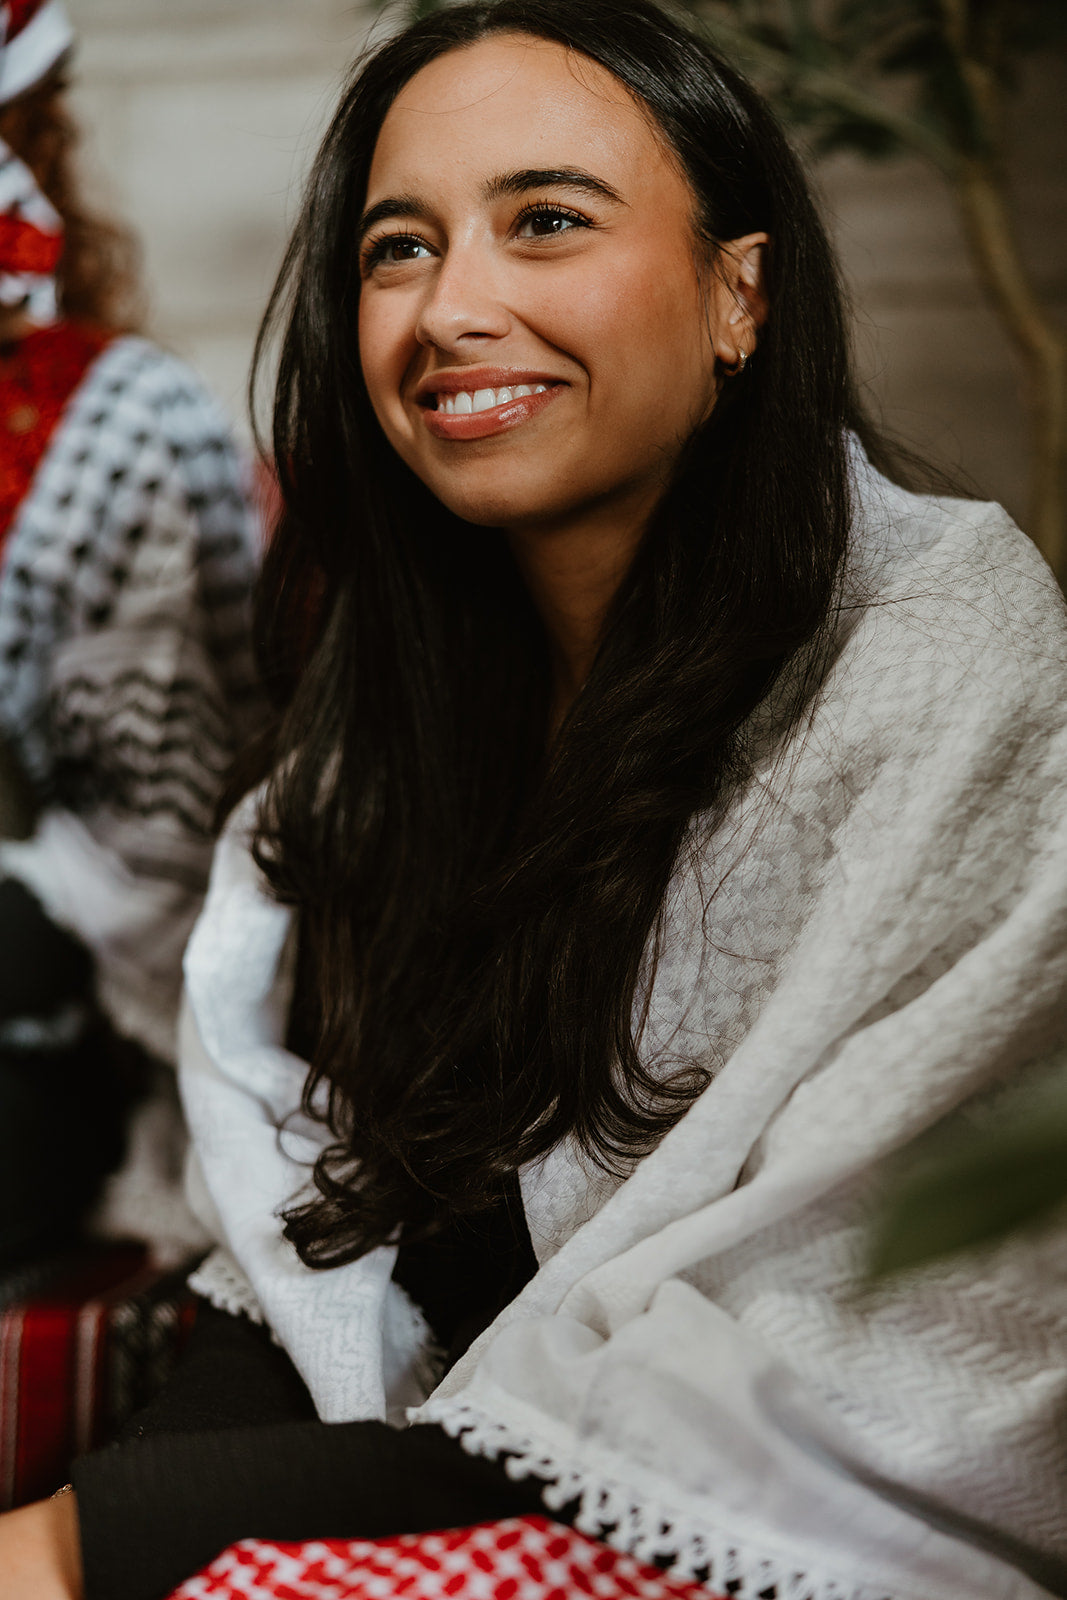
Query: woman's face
358 33 758 536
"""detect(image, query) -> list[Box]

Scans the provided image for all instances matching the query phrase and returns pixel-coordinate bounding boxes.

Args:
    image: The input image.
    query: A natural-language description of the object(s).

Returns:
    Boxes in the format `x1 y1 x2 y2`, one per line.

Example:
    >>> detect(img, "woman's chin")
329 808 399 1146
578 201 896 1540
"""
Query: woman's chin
428 483 566 532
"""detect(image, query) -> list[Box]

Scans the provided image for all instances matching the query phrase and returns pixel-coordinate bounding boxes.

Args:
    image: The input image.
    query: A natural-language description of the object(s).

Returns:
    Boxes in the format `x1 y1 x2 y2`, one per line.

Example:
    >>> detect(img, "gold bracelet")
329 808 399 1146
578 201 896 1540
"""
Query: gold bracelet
50 1483 74 1500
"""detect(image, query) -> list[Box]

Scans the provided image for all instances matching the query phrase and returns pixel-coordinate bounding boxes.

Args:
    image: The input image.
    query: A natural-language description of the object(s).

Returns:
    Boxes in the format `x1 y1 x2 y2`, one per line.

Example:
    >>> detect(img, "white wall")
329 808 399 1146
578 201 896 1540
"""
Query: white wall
65 0 1065 532
66 0 377 428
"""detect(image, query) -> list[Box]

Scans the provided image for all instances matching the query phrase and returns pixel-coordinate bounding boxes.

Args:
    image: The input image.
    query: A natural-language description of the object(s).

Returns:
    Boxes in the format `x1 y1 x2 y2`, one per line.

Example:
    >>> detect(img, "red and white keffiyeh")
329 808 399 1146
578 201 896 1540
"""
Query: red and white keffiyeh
166 1515 726 1600
0 0 73 324
0 141 61 322
0 1 72 103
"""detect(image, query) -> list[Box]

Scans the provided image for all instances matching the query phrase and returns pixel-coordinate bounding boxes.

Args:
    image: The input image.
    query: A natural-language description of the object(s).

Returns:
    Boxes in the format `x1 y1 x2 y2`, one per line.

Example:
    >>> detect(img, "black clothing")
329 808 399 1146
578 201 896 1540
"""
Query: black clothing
73 1188 562 1600
0 877 92 1019
391 1179 536 1369
114 1303 320 1441
75 1407 550 1600
0 878 128 1268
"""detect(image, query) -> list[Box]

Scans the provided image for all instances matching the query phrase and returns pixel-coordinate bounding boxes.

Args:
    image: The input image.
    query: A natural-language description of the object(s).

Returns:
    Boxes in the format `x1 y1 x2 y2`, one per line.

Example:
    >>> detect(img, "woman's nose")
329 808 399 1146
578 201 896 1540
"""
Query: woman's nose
414 247 512 351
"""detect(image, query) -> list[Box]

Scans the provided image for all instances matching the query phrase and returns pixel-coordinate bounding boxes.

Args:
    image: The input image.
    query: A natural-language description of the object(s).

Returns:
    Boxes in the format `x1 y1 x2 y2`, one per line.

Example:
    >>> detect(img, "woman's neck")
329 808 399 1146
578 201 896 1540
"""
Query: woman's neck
507 501 650 730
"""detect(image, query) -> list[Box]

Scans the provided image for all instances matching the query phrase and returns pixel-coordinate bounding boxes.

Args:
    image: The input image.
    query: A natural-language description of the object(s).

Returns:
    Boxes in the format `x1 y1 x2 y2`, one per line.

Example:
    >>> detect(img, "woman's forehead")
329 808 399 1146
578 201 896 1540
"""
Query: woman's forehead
369 33 665 186
389 33 635 117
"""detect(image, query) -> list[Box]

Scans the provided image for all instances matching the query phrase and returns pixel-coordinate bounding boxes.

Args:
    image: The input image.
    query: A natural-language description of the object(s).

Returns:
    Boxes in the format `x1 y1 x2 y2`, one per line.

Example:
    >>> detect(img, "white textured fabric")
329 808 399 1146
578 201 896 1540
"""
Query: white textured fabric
180 459 1067 1600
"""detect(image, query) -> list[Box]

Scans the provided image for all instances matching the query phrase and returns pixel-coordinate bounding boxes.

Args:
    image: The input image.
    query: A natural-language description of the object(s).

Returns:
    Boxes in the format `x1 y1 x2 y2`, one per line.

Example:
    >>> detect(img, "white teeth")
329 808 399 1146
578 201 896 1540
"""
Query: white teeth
437 383 552 415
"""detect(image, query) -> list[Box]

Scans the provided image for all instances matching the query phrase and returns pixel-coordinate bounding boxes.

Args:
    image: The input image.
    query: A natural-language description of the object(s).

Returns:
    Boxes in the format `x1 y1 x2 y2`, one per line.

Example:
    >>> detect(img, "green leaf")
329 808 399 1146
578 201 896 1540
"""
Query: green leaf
809 112 905 158
869 1078 1067 1280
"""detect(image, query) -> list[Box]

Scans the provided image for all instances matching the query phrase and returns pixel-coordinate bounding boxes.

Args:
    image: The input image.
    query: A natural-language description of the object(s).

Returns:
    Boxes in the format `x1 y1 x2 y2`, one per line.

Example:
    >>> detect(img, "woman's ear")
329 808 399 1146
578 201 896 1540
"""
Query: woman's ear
711 231 769 375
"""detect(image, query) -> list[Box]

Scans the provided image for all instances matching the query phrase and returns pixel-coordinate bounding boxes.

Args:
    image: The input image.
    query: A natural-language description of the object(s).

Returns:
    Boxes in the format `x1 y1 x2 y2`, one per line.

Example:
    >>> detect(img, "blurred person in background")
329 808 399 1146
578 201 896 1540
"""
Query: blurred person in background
0 0 263 1269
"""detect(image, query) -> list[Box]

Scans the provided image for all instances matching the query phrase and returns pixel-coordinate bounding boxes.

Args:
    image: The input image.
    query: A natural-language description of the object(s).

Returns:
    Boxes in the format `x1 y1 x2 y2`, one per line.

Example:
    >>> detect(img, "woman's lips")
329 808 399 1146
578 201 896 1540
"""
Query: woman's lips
419 382 564 440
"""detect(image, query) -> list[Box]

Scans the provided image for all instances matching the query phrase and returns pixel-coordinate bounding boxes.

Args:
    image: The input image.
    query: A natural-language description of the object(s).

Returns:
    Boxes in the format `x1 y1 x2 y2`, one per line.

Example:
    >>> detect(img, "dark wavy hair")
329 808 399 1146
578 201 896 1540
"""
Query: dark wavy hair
0 66 144 332
251 0 873 1267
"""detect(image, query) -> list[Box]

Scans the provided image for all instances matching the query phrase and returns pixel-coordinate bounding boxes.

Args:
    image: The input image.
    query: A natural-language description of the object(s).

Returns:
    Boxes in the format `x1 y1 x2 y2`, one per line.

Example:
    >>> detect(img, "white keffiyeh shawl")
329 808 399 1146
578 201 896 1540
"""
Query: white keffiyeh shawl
180 455 1067 1600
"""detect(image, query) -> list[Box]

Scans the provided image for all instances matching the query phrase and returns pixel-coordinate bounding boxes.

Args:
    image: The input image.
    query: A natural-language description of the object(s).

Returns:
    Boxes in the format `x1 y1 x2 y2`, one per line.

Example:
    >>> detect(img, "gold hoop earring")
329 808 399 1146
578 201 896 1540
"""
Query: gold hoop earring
721 347 748 378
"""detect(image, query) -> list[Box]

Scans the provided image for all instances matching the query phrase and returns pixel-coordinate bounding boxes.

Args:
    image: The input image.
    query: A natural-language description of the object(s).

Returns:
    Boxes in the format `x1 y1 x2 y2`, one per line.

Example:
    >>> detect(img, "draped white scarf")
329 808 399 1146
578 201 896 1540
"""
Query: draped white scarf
182 456 1067 1600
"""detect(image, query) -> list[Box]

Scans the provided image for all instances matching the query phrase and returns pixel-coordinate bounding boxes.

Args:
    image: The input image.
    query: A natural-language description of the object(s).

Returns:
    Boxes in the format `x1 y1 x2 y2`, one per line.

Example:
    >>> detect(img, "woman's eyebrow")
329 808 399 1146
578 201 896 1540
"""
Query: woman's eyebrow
482 168 626 206
358 194 425 242
358 169 626 242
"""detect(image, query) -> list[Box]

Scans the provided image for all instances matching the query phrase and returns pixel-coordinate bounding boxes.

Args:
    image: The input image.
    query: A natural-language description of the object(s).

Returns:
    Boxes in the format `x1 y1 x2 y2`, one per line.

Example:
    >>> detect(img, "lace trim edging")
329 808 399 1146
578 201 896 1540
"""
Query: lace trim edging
418 1397 890 1600
188 1248 265 1326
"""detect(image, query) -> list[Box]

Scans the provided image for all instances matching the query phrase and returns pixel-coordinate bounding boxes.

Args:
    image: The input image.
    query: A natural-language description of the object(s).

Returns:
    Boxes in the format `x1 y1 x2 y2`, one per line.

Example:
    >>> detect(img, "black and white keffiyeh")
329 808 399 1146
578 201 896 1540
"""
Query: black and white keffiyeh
0 334 263 1065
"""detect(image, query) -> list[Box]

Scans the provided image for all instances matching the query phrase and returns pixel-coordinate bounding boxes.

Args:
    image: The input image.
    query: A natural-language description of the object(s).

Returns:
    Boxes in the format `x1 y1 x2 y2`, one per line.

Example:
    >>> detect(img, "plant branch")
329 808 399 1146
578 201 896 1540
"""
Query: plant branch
953 156 1067 572
932 0 1065 571
695 8 960 173
937 0 1007 150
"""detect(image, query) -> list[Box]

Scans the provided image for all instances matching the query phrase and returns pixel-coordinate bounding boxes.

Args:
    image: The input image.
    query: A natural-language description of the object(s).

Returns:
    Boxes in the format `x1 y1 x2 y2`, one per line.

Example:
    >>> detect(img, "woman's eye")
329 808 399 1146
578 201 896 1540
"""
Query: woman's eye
515 205 589 239
363 234 432 270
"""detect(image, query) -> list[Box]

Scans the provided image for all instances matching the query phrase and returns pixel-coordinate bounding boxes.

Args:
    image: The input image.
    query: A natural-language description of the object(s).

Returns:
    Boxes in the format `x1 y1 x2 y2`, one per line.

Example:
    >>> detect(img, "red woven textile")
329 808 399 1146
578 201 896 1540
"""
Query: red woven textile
167 1514 726 1600
0 1243 197 1509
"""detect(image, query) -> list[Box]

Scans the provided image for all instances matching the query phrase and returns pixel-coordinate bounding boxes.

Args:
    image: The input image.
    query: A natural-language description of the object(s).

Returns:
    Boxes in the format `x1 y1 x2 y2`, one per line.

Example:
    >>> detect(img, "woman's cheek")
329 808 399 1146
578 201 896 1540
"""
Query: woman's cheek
359 292 404 382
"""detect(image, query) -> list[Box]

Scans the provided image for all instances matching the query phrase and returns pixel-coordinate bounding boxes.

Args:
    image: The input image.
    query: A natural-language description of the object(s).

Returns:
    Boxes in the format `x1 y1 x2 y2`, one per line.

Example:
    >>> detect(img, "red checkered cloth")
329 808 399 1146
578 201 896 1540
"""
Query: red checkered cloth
0 1241 198 1508
166 1514 727 1600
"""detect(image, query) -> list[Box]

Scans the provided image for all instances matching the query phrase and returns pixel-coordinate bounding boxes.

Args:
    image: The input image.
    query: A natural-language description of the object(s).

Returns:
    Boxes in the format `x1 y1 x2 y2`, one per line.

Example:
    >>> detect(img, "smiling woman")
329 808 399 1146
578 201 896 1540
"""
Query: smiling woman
253 1 851 1274
4 1 1067 1598
356 32 766 707
357 41 752 535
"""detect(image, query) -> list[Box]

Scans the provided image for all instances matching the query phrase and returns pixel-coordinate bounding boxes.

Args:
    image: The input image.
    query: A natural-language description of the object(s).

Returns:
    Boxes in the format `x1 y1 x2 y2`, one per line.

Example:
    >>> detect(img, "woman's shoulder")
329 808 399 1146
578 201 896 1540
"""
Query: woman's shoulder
846 451 1067 671
75 333 244 460
208 786 270 894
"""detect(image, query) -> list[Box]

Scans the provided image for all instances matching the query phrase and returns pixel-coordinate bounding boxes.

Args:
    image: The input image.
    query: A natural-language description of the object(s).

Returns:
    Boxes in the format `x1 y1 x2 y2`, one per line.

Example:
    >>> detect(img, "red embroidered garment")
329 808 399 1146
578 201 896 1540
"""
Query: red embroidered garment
166 1515 727 1600
0 213 61 274
0 320 111 544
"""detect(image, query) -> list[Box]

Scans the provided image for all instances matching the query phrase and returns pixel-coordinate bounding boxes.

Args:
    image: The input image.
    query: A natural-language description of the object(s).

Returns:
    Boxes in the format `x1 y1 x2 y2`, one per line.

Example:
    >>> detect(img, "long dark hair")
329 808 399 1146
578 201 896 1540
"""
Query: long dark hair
252 0 866 1267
